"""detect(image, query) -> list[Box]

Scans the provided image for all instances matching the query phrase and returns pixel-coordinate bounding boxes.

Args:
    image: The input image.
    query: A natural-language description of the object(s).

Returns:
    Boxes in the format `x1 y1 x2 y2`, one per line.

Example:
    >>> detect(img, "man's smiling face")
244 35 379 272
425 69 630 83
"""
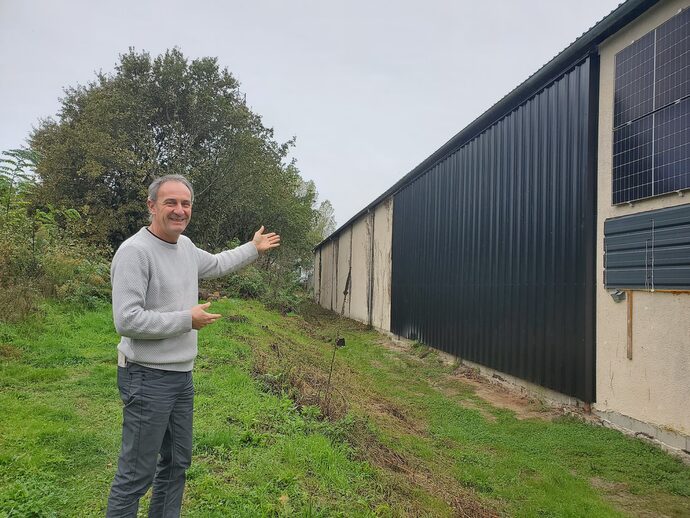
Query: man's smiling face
147 180 193 243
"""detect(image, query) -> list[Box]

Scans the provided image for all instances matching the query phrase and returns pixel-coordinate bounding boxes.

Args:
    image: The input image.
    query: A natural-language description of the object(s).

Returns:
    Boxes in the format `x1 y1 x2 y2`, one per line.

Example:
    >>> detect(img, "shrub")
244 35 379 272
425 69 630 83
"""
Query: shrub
225 266 269 299
50 254 111 308
0 177 111 321
200 256 307 314
0 282 41 323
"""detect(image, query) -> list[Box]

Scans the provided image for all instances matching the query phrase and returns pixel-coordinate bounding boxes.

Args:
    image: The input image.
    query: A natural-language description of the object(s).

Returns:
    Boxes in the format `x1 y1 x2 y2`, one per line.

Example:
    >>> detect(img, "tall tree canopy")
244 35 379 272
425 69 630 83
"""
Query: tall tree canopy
31 48 334 264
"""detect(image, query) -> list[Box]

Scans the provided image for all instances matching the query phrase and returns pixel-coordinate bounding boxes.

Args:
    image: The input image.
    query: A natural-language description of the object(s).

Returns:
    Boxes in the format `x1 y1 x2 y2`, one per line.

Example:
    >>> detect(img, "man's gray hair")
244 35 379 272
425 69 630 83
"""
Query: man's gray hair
148 174 195 203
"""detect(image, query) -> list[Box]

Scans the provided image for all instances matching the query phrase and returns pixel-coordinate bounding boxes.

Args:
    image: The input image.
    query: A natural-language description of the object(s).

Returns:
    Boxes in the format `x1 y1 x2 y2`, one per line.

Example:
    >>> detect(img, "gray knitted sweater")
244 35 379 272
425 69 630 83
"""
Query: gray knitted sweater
111 228 258 371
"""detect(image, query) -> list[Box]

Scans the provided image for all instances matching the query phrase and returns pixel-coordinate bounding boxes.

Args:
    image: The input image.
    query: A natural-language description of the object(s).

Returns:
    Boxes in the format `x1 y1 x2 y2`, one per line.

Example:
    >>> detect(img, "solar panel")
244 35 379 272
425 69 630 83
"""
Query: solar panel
654 98 690 195
613 8 690 204
614 31 655 128
655 7 690 109
613 116 653 204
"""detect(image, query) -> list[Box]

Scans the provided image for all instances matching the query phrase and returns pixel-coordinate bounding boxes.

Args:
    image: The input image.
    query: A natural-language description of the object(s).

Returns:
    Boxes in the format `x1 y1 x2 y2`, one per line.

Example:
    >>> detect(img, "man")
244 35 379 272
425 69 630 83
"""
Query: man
106 174 279 517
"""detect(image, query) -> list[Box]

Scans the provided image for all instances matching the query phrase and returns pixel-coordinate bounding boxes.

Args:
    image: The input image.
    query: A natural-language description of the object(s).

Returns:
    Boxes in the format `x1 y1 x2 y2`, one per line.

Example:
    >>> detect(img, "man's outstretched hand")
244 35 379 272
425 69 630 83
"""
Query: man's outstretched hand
252 226 281 254
192 302 222 330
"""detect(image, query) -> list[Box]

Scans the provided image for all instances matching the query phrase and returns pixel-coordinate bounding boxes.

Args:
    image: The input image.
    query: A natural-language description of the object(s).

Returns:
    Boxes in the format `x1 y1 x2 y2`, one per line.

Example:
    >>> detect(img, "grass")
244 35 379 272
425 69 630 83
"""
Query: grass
0 299 688 517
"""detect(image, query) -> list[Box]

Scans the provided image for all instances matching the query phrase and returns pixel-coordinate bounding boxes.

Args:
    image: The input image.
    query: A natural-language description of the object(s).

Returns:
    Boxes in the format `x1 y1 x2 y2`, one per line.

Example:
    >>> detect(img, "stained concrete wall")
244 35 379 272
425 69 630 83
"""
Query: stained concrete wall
313 248 321 304
372 199 393 331
596 0 690 440
318 240 335 312
314 198 393 332
349 216 373 323
335 229 351 315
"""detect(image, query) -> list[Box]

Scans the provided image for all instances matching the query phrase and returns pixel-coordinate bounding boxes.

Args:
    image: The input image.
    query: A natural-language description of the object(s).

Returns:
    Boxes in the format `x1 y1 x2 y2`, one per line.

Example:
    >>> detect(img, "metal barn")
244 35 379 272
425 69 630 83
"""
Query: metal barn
314 0 690 451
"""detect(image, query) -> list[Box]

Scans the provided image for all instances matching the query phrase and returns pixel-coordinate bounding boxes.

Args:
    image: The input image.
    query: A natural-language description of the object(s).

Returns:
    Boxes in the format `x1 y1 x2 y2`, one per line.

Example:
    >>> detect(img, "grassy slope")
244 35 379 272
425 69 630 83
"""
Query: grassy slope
0 299 687 517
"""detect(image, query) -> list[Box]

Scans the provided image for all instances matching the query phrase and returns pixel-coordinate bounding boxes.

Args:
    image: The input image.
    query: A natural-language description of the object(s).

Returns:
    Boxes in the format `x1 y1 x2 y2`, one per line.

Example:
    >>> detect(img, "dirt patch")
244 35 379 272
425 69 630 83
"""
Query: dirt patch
377 334 560 421
590 477 683 518
430 380 496 424
378 336 414 355
451 369 558 421
0 343 21 360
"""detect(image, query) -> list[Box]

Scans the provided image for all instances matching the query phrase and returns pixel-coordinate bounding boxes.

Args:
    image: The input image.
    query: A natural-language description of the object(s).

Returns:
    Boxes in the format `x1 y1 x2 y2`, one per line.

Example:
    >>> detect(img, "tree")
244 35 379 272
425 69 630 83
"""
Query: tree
313 199 337 242
30 48 326 265
0 148 39 217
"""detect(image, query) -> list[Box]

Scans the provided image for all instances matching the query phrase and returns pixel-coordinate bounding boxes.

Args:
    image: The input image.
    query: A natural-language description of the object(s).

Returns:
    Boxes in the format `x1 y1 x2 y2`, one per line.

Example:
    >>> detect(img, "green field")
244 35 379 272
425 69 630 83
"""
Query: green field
1 299 689 517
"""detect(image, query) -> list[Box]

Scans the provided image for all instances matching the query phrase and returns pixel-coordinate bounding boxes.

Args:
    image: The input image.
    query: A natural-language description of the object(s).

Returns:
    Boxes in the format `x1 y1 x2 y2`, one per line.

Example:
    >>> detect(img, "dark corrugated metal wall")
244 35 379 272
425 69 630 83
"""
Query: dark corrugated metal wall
391 57 597 402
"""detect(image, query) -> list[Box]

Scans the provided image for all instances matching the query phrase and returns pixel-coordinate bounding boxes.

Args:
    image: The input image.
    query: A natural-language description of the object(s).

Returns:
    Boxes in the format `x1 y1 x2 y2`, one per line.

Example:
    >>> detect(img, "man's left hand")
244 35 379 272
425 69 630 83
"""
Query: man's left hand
252 226 281 254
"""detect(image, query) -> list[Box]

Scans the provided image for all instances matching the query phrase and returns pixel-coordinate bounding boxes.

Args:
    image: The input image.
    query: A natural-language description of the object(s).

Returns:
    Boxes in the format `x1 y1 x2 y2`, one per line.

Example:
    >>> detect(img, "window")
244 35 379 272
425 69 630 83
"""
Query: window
613 8 690 204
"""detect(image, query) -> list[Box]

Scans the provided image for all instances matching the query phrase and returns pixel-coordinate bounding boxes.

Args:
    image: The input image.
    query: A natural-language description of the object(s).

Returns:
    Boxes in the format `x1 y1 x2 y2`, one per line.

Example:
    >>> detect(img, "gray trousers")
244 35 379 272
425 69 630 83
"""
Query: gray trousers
106 364 194 518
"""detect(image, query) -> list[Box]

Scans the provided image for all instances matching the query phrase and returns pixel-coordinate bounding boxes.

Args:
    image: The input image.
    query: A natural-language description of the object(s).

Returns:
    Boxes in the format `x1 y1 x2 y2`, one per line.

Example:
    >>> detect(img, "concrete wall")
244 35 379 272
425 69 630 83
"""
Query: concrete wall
313 248 321 305
318 240 336 312
314 198 393 331
349 216 373 323
335 229 351 315
596 0 690 439
372 199 393 331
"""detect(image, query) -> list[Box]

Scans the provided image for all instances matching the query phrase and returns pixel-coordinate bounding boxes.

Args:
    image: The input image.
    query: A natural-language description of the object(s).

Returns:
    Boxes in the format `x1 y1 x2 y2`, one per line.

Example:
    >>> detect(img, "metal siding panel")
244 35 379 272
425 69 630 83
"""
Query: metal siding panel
391 58 596 401
607 245 690 267
604 204 690 289
605 203 690 233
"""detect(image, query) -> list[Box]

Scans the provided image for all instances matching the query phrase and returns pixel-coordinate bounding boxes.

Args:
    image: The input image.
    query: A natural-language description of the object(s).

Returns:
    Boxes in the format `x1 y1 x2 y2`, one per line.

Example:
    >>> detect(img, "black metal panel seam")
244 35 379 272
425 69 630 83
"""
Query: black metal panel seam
584 52 600 404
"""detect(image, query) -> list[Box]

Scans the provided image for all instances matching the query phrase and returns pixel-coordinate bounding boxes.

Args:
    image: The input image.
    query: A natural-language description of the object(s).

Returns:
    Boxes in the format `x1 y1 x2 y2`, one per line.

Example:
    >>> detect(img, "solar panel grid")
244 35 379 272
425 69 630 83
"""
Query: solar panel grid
614 31 655 127
612 8 690 204
654 98 690 194
655 8 690 108
613 119 654 204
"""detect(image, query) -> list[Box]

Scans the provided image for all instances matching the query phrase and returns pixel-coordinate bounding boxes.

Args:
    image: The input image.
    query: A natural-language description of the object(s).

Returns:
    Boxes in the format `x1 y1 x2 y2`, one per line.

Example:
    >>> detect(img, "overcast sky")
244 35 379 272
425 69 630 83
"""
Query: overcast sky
1 0 623 227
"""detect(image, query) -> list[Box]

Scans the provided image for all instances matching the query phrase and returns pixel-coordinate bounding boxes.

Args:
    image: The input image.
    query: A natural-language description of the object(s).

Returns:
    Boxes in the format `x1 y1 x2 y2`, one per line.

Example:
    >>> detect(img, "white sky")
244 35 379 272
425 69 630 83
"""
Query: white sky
0 0 623 227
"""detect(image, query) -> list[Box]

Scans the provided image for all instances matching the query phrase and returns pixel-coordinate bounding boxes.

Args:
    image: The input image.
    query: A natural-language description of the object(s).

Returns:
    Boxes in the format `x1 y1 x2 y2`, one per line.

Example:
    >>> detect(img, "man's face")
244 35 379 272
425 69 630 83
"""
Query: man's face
147 180 193 242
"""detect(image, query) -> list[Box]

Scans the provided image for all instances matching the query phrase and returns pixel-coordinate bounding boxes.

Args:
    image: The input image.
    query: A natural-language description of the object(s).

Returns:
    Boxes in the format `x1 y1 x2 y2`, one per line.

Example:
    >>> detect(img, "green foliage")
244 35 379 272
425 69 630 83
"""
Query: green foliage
30 48 333 269
0 150 110 321
224 266 269 299
310 199 337 244
0 148 39 216
26 48 337 308
199 235 305 313
202 262 303 314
